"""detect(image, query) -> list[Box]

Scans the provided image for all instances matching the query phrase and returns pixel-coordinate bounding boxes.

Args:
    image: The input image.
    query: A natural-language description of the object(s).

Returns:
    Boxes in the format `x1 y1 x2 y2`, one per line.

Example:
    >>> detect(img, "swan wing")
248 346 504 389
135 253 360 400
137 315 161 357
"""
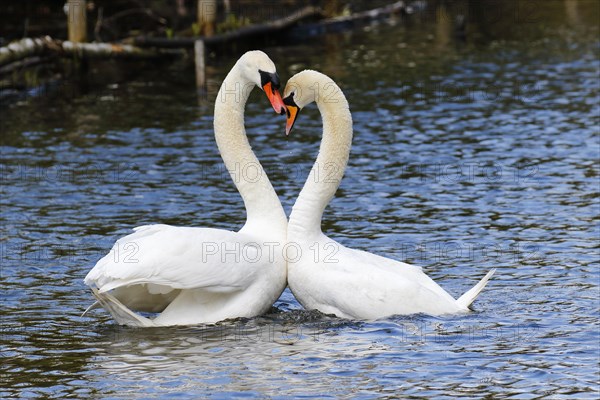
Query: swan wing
347 246 455 300
84 224 266 294
305 239 460 317
90 289 155 327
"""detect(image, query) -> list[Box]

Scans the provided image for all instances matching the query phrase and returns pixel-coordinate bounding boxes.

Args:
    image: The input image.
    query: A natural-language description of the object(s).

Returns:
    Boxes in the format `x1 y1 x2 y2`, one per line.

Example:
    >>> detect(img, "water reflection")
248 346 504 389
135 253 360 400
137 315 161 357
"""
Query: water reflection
1 0 599 397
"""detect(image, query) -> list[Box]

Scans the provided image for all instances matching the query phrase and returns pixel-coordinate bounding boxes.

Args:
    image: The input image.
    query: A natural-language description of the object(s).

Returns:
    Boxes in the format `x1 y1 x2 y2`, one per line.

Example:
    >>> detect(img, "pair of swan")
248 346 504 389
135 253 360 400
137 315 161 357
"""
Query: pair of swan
84 51 494 326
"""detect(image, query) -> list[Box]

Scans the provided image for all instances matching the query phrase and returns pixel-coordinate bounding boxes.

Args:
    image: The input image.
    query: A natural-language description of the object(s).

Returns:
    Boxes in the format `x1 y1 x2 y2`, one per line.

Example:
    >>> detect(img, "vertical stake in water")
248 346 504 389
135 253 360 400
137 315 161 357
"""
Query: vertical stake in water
197 0 216 36
67 0 87 43
195 39 206 94
67 0 88 81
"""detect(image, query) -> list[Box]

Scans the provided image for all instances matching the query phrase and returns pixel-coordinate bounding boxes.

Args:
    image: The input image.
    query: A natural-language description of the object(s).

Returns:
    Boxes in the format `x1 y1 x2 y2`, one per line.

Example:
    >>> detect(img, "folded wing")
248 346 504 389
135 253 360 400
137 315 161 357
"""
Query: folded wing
85 224 264 295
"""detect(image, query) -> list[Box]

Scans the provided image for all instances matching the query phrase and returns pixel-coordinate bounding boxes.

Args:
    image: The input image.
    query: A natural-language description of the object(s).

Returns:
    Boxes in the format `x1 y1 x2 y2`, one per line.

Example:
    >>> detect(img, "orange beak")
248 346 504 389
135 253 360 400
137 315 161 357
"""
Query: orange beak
263 82 286 115
285 104 299 136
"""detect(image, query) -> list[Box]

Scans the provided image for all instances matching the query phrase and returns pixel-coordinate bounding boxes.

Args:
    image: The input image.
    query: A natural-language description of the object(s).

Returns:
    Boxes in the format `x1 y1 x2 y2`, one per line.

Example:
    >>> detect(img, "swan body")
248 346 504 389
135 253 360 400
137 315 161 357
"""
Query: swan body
84 51 288 326
283 70 495 319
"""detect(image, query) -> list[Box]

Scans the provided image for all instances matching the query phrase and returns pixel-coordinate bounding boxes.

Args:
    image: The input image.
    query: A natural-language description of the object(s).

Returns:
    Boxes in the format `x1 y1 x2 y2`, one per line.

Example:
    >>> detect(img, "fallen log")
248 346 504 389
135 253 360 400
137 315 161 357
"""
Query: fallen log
131 5 323 49
0 55 57 75
0 36 184 68
289 1 408 37
1 2 413 85
62 41 183 59
0 37 50 67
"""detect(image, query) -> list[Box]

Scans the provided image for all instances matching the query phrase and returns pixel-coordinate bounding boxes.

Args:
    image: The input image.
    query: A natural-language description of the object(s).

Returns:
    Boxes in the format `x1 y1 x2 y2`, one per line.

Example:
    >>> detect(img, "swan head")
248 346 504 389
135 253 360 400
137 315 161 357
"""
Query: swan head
238 50 286 114
282 70 336 136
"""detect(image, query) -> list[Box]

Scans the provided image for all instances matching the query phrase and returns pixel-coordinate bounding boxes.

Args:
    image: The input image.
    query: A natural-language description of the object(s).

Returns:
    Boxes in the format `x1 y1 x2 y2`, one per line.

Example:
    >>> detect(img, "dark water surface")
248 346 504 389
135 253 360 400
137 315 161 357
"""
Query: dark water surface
1 1 599 398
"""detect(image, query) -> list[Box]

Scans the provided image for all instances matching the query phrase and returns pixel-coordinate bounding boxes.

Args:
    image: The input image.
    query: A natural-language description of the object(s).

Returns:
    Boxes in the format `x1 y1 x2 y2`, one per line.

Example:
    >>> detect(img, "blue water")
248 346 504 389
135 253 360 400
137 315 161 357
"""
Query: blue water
1 1 599 398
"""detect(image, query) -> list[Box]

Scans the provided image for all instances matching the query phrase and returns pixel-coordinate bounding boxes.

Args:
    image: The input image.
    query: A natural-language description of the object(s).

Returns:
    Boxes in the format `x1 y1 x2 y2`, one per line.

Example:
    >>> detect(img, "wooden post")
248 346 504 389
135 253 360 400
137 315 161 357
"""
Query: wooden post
565 0 580 25
67 0 87 43
176 0 187 16
197 0 216 36
435 3 452 47
194 39 206 90
323 0 340 17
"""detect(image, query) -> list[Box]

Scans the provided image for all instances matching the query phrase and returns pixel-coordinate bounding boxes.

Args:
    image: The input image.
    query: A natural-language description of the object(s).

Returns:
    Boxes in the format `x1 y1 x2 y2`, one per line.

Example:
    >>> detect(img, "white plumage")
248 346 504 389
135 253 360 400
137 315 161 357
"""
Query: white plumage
283 70 495 319
84 51 288 326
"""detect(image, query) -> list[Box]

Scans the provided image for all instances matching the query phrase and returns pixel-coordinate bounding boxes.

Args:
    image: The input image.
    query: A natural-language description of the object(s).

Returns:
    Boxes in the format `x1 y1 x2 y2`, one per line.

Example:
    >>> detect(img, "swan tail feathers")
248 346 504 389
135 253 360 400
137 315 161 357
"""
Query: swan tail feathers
456 268 496 309
91 288 155 327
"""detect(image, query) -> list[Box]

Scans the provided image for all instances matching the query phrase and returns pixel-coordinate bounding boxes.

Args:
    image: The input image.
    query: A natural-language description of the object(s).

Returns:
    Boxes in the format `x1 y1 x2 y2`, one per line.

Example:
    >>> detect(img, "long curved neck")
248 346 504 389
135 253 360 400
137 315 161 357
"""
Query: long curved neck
213 64 286 234
289 87 353 237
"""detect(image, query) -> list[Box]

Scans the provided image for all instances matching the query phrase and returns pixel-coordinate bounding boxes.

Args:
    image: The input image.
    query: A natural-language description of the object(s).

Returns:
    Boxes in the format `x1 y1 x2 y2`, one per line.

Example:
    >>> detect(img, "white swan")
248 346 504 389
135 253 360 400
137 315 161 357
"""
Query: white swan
282 70 495 319
83 51 288 327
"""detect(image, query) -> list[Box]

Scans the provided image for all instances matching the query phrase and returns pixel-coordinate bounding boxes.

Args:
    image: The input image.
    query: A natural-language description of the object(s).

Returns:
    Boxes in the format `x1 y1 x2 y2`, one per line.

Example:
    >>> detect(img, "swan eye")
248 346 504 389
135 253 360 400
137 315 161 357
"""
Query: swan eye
259 70 280 90
283 93 298 108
